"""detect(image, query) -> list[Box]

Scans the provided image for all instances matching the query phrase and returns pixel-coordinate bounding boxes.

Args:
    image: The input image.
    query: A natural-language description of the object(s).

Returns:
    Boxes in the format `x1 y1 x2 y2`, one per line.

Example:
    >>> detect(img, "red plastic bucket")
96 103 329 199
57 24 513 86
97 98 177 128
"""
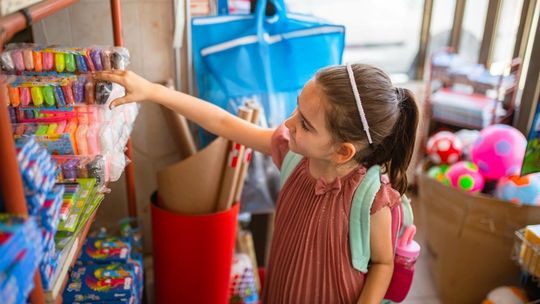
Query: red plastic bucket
151 192 238 304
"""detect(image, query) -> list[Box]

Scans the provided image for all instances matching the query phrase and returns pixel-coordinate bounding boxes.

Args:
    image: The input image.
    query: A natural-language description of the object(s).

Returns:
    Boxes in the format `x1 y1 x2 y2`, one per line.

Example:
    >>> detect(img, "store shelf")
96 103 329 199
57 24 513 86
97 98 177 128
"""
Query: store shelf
45 208 99 304
1 1 135 303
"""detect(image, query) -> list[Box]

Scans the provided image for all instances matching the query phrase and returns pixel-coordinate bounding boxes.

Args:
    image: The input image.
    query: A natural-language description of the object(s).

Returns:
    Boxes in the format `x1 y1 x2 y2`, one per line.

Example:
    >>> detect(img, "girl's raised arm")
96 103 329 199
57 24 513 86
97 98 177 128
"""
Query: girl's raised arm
95 70 274 155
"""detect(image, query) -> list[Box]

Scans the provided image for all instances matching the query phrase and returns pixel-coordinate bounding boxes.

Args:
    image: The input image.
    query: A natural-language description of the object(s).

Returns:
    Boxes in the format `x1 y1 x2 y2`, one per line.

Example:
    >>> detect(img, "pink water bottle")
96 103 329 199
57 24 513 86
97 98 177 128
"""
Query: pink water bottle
385 225 421 302
395 225 421 269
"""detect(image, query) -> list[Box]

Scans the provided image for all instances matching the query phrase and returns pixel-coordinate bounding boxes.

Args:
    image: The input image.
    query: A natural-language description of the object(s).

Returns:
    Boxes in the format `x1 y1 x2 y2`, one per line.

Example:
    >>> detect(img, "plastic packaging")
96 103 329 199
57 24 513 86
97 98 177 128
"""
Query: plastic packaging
32 51 42 72
1 50 14 71
95 81 112 105
1 44 130 73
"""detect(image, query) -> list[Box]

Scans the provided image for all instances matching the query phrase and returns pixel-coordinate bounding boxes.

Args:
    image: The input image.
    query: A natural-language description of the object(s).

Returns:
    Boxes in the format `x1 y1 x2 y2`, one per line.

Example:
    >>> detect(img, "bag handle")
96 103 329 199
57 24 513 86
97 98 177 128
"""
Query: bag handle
255 0 287 41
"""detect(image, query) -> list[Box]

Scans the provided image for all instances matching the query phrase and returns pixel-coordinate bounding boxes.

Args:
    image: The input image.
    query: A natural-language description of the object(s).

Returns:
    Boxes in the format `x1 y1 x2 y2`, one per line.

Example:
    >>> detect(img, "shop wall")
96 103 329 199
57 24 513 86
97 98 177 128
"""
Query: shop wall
32 0 183 252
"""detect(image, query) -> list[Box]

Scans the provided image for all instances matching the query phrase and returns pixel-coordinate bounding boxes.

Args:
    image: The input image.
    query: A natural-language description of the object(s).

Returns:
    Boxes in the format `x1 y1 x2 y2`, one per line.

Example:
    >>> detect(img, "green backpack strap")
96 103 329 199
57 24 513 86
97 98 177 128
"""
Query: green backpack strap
350 165 381 273
279 151 304 187
400 195 414 229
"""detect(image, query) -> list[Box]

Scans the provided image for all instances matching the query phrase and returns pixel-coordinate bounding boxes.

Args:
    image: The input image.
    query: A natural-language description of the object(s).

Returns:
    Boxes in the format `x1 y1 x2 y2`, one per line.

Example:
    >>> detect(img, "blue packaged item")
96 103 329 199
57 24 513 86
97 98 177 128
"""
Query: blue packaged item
0 220 26 273
79 236 131 264
63 263 137 303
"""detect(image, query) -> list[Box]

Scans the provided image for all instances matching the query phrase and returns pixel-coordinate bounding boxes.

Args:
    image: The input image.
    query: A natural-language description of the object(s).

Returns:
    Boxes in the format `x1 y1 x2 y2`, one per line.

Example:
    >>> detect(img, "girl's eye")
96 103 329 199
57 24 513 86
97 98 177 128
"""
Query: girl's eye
300 118 309 131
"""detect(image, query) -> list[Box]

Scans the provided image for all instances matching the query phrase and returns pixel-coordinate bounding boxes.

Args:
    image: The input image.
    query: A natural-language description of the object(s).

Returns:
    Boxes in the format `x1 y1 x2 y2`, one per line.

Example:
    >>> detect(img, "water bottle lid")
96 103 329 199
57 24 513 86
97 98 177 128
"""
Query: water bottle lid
396 225 421 258
396 239 421 258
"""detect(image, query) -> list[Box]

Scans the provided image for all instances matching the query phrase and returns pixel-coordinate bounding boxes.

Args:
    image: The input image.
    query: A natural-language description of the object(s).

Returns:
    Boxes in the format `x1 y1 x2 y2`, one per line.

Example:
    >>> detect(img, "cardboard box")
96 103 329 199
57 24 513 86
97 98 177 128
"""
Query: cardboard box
418 166 540 304
1 0 42 16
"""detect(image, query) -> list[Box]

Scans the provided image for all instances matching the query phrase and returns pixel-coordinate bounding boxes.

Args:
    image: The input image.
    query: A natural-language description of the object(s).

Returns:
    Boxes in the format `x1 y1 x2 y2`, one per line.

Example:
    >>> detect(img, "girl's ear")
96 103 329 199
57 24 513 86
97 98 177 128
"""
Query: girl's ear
334 142 357 164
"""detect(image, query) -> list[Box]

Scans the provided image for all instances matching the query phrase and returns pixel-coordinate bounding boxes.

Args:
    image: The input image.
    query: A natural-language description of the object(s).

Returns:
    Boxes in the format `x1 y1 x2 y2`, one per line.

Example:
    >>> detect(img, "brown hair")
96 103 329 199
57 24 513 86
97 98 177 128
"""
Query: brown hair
315 64 419 194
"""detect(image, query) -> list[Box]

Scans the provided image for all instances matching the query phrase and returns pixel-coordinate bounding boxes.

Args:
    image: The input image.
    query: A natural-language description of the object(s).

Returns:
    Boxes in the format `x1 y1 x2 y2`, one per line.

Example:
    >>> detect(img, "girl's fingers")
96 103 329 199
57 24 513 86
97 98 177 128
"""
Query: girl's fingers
93 70 127 85
109 96 131 109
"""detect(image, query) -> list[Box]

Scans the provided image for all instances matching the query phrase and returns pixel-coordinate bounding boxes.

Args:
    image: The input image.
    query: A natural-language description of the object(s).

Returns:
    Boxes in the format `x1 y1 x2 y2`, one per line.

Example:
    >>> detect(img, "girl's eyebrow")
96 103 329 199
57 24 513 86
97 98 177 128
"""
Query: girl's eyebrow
297 97 317 131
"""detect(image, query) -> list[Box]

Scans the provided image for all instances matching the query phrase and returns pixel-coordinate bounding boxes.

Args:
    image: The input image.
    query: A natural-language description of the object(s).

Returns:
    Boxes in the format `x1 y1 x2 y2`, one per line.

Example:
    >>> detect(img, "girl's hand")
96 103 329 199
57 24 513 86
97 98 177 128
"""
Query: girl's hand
93 70 157 108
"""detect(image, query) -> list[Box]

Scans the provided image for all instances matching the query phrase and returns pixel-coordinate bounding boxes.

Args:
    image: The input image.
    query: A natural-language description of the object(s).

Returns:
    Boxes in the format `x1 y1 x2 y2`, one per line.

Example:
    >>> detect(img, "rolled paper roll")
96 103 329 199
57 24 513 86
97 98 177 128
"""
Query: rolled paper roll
72 78 85 104
84 49 95 72
53 86 66 107
22 49 34 71
11 50 25 71
33 51 43 72
1 51 15 71
95 81 112 105
100 50 112 70
42 52 54 71
55 52 65 72
85 80 95 104
65 53 76 72
62 85 75 105
90 49 103 71
20 87 31 106
8 86 20 107
31 86 44 106
42 86 55 107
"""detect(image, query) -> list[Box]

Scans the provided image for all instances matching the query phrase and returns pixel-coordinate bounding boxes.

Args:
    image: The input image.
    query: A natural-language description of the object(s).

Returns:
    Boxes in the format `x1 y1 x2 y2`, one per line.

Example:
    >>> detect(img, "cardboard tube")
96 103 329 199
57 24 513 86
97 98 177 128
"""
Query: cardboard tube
233 104 261 202
161 106 197 157
161 80 197 157
215 107 253 212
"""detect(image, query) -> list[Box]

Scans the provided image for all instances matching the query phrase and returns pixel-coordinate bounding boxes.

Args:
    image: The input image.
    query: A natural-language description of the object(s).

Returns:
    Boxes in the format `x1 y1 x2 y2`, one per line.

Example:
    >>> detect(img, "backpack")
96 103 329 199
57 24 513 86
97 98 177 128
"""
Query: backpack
279 151 418 303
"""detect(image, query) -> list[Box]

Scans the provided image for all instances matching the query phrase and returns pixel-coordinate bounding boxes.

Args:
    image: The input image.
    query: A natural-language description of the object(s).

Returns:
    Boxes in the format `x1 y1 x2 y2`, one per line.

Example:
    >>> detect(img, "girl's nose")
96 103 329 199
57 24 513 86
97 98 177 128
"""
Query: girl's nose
284 110 297 131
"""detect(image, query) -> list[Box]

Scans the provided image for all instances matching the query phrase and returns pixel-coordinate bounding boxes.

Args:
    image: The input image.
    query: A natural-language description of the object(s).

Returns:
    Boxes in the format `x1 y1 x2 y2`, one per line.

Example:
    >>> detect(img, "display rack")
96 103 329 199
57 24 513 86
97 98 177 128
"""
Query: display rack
0 1 137 303
422 49 521 134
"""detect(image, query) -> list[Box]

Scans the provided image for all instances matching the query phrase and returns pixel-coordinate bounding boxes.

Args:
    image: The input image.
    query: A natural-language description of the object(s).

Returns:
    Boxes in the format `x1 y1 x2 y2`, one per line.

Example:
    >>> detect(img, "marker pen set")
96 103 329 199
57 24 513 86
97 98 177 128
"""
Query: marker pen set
1 44 130 74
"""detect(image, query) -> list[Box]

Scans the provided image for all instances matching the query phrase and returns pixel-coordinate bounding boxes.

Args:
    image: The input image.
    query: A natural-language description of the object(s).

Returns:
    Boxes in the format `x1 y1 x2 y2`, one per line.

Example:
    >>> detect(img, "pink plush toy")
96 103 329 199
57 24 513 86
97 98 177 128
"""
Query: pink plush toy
470 124 527 180
445 161 485 193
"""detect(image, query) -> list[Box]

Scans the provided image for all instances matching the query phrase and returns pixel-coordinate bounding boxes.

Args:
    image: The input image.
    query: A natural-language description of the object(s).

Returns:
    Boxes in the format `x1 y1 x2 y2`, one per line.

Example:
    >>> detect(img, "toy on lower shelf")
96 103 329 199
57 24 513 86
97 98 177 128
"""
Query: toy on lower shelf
62 220 144 303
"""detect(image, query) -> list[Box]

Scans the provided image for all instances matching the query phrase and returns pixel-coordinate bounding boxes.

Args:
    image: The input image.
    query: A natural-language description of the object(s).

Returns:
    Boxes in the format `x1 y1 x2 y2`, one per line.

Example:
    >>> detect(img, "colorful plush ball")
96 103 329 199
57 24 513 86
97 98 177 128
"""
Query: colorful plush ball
482 286 528 304
470 124 526 180
445 161 485 193
427 165 449 183
495 173 540 205
454 129 480 160
426 131 463 164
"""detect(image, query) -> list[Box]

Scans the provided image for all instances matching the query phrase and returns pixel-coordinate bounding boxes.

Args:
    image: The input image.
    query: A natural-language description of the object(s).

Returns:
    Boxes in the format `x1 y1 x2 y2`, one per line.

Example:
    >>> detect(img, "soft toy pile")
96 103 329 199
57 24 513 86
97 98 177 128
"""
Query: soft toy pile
426 124 540 206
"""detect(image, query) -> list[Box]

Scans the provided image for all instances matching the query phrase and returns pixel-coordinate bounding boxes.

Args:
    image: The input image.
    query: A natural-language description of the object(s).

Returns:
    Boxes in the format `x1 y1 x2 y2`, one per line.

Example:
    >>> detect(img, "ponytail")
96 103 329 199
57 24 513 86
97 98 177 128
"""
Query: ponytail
386 88 419 194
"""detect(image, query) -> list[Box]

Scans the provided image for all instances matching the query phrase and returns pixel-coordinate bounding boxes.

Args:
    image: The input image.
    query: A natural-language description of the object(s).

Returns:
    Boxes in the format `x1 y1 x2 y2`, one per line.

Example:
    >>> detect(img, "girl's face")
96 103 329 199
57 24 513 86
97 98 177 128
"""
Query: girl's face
284 80 336 161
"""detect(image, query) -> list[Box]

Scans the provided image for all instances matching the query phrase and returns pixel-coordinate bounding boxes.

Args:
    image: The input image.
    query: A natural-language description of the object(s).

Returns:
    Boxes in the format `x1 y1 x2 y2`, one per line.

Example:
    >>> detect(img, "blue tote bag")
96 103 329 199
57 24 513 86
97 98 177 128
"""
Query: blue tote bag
191 0 345 129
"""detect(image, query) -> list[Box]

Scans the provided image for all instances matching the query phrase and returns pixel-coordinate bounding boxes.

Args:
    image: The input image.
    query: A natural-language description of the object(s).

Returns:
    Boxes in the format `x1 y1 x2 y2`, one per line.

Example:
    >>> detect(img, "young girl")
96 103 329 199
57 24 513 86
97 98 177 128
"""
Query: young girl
95 63 419 304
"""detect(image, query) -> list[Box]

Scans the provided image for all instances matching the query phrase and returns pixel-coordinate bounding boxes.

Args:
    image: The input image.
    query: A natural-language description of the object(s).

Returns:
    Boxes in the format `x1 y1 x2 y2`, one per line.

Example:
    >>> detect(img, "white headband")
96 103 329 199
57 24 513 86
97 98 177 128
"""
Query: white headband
346 63 373 145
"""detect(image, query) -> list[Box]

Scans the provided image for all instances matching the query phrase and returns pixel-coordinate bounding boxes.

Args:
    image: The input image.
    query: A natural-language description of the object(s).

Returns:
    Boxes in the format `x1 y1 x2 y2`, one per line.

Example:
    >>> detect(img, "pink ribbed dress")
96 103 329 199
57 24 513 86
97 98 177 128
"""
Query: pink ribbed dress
263 126 401 304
